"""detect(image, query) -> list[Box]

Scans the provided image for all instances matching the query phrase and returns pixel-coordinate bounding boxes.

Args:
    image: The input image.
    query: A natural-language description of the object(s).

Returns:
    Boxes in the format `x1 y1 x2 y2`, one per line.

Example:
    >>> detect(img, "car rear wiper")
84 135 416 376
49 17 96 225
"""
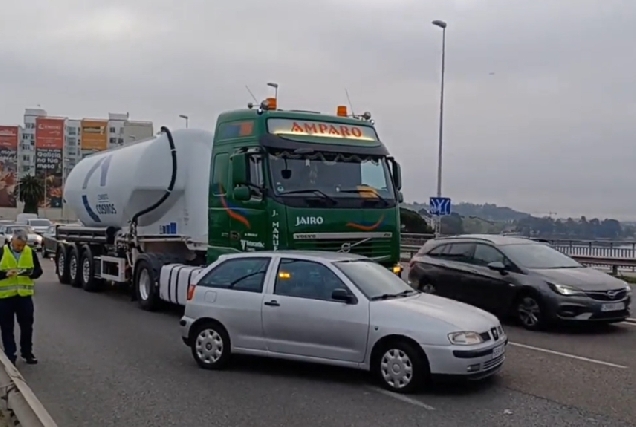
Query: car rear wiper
370 289 418 301
280 189 336 204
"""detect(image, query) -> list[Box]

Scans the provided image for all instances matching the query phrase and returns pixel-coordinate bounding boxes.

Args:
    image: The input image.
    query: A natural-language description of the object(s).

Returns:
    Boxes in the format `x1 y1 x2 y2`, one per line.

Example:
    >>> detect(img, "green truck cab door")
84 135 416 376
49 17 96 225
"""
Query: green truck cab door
226 151 269 252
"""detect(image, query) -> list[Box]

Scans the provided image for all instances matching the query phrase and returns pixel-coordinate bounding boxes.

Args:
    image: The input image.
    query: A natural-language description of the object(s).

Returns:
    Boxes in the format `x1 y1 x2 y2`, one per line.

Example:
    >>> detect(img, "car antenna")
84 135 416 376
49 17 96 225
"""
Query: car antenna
245 85 258 102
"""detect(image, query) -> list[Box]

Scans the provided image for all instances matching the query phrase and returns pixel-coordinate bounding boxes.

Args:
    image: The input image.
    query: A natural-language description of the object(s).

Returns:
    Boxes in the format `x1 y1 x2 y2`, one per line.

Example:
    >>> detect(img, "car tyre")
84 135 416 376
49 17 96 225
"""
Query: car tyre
190 321 231 370
514 292 548 331
55 246 70 285
419 278 436 294
373 339 429 394
68 246 82 288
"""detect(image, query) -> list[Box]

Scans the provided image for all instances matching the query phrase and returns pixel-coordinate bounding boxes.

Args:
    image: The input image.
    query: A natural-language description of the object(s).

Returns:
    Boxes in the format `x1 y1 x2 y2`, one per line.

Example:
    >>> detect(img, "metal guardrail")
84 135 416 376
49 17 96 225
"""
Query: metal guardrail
0 352 57 427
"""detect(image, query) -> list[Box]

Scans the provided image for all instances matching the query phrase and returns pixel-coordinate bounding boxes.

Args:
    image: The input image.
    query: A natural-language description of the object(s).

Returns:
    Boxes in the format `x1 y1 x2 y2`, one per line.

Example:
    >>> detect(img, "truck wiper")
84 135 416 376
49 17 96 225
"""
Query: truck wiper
337 189 389 206
370 289 418 301
280 189 336 204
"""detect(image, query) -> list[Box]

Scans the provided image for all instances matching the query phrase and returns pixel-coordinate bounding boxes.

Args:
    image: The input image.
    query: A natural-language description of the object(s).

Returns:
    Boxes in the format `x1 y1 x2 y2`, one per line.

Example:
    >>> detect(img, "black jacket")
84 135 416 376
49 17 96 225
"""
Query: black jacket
0 245 43 281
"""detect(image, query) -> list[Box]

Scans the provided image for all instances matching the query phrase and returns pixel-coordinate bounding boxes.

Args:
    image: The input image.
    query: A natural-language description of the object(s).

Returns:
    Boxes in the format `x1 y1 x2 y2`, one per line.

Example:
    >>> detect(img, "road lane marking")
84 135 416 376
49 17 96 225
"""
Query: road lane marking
368 387 435 410
509 342 628 369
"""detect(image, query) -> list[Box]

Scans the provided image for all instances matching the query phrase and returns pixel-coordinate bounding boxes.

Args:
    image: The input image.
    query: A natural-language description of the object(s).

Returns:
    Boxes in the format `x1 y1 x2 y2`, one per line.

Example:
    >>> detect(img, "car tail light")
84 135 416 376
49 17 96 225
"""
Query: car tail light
186 284 196 301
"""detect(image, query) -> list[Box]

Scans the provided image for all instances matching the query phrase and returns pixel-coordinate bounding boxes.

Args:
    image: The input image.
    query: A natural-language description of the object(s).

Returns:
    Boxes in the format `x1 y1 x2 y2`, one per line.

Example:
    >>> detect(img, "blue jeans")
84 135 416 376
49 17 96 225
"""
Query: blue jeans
0 296 34 361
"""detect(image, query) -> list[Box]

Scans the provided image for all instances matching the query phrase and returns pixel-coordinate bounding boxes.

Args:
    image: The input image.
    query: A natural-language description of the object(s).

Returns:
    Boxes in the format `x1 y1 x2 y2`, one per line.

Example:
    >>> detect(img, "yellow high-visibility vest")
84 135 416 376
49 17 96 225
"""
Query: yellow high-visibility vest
0 245 35 298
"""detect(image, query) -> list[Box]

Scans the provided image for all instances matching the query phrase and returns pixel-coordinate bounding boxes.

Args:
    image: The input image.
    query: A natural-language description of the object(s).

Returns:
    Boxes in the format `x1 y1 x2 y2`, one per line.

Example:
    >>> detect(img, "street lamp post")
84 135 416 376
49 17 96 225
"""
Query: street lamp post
432 19 447 236
178 114 189 128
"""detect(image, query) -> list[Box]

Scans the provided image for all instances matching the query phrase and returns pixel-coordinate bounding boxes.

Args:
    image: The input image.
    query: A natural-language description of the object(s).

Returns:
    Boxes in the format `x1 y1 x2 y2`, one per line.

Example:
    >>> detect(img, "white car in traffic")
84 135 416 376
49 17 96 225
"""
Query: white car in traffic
0 225 43 250
179 251 507 393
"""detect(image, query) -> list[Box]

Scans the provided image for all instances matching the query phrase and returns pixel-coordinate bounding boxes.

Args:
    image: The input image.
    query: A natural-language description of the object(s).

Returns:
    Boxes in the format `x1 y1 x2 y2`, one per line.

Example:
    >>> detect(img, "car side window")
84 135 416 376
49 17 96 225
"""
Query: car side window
426 244 449 256
197 257 270 293
442 243 475 263
472 244 506 266
274 258 347 302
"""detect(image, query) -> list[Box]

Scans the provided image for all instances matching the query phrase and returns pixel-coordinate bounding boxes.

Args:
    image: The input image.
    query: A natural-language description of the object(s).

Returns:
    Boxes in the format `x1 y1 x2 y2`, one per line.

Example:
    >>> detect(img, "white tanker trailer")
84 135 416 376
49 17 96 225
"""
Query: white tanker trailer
55 127 212 309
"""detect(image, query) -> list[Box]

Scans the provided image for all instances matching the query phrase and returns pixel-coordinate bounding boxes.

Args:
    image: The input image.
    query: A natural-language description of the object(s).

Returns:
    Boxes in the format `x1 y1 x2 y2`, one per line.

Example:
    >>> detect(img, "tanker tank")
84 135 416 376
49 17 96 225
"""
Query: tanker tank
63 129 214 244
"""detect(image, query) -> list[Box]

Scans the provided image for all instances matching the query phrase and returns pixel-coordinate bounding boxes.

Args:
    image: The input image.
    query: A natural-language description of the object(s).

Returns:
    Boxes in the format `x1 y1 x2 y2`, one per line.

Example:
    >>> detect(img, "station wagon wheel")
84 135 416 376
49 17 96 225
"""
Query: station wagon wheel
515 293 546 331
191 322 231 370
373 340 428 394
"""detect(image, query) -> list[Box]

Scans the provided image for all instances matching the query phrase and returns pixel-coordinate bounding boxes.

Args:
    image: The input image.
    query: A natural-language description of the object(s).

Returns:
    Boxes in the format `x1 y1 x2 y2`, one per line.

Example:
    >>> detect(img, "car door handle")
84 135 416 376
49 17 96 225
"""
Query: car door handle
264 300 280 307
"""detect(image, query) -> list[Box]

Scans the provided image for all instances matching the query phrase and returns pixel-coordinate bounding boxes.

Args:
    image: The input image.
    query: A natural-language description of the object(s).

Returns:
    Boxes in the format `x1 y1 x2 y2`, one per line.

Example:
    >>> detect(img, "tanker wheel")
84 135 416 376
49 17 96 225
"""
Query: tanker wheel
80 246 103 293
55 246 70 285
134 260 161 311
68 246 83 288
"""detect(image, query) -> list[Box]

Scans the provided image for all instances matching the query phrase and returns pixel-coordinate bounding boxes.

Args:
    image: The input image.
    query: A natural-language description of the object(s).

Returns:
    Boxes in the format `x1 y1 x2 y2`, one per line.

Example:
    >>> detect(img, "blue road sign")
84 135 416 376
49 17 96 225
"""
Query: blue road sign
429 197 451 216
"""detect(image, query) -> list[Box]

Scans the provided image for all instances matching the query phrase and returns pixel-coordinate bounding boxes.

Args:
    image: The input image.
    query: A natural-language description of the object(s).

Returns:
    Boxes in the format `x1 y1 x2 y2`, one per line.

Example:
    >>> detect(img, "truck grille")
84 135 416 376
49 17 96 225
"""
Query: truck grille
293 238 392 259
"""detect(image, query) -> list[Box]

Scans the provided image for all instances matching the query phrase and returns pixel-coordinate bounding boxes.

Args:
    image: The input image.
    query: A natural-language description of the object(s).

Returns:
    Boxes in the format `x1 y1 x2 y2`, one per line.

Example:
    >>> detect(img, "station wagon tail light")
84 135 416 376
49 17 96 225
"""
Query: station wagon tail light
186 284 196 301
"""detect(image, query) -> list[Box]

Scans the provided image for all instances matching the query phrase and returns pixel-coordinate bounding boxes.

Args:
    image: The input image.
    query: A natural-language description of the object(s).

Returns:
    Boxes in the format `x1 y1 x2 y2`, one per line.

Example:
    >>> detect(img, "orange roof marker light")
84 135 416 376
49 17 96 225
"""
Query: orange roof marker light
266 97 277 110
337 105 348 117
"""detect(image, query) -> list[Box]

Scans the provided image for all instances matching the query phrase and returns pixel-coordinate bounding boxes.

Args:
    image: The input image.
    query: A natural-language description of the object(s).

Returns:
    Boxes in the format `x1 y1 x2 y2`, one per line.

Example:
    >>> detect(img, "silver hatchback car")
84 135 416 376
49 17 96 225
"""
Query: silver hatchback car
180 251 507 394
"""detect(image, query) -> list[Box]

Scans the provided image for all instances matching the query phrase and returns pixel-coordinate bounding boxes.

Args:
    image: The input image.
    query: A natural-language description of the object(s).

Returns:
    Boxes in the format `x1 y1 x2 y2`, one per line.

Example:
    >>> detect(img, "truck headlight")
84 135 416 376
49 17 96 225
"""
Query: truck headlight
448 331 483 345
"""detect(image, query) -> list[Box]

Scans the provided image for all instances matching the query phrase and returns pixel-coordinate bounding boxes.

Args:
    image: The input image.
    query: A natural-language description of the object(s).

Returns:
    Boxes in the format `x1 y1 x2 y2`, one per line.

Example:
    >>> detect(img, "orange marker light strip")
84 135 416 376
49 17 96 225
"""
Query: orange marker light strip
337 105 347 116
266 97 277 110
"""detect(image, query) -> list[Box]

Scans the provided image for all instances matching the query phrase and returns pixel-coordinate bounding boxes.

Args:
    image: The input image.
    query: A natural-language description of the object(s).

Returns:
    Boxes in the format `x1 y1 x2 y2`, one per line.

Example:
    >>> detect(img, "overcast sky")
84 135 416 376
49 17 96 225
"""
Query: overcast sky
1 0 635 219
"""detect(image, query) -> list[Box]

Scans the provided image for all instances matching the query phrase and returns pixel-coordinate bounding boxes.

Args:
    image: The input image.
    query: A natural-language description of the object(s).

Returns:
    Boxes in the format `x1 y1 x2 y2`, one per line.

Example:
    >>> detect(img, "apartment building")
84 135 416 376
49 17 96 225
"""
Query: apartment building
0 108 153 220
19 108 153 176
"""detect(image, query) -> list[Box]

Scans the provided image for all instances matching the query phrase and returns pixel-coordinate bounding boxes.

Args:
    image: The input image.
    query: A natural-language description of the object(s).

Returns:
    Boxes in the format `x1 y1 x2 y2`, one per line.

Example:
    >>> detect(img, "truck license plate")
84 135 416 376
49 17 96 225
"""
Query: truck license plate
601 302 625 312
492 344 505 358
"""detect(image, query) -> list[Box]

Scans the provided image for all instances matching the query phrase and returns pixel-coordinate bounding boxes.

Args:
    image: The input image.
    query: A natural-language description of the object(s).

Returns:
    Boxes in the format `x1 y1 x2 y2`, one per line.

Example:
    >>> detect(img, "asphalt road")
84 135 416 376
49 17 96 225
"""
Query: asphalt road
14 262 636 427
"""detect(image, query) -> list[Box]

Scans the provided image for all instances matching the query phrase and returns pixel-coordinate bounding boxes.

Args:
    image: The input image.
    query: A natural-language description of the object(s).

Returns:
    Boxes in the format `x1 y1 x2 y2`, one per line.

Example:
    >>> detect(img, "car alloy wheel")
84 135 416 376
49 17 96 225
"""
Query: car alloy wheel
420 283 436 294
517 296 542 329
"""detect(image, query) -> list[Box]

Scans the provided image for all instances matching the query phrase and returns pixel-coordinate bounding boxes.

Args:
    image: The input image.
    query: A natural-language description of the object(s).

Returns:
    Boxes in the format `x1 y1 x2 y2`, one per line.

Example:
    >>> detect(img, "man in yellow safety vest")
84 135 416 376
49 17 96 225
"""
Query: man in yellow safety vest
0 228 43 365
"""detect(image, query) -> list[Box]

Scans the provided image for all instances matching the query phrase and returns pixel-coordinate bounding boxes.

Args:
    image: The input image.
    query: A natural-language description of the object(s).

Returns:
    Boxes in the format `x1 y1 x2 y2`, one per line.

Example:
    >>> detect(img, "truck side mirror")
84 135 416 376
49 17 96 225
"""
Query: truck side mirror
389 158 402 191
231 152 248 186
396 192 404 203
233 186 251 201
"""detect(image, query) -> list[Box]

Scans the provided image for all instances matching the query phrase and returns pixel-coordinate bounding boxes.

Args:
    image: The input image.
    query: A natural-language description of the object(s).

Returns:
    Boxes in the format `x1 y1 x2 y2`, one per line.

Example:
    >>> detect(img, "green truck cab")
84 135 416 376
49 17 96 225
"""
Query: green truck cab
207 99 404 274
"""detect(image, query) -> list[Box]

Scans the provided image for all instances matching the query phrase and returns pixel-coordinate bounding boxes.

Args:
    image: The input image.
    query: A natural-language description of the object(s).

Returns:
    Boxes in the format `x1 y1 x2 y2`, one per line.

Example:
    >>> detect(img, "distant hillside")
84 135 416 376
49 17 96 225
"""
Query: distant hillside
402 202 529 222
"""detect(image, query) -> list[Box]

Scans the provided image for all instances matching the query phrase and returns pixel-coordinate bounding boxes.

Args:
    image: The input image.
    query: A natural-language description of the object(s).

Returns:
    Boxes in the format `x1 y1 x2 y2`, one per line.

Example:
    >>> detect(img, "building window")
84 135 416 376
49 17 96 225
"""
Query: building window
109 127 116 133
67 127 77 135
109 137 117 144
22 155 30 162
117 138 124 144
67 137 77 144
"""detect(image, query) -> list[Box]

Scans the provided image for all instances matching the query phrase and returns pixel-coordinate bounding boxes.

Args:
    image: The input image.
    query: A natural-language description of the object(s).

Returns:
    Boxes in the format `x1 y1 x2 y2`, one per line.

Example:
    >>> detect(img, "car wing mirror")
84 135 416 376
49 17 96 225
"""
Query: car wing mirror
332 288 356 304
487 261 507 274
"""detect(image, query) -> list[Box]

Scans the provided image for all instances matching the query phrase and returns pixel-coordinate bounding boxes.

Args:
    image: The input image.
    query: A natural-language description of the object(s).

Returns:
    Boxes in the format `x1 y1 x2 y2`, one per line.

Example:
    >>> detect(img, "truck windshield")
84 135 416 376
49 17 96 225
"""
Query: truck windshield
268 151 395 200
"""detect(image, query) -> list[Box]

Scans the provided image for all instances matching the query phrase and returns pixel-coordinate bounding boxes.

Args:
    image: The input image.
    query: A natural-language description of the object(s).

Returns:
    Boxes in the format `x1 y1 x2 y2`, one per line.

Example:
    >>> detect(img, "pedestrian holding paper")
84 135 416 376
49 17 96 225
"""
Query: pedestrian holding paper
0 228 43 364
